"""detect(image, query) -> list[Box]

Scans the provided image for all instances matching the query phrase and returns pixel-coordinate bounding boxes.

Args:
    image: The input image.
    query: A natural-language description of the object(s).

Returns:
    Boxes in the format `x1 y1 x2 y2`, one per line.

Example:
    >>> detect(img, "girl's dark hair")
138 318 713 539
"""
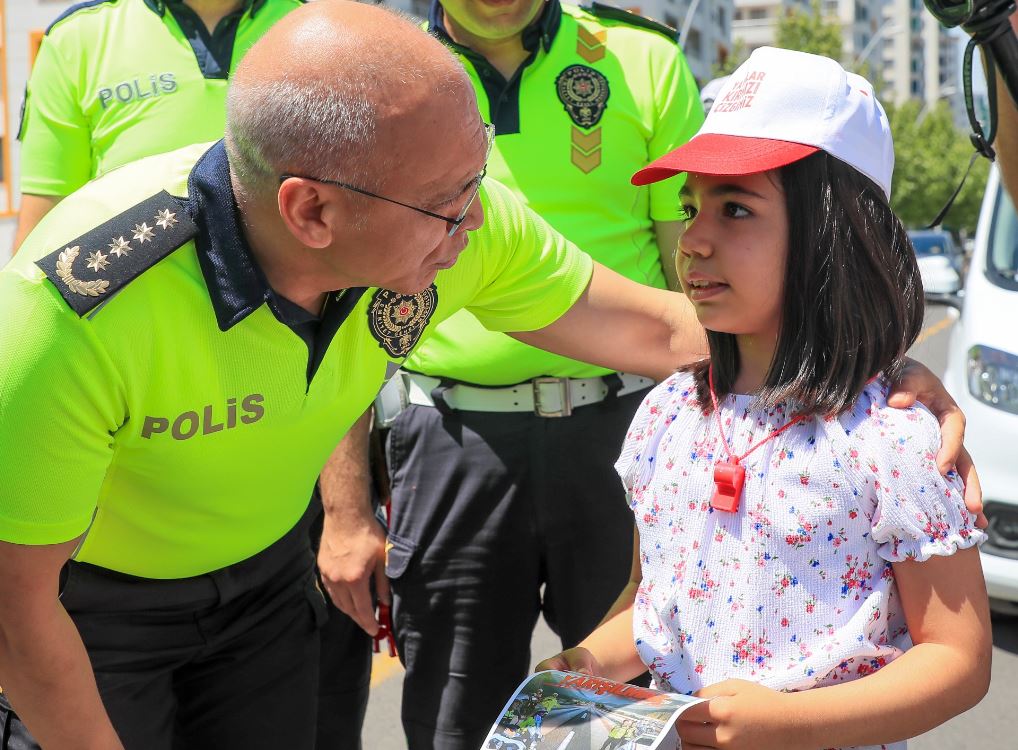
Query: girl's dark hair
685 151 924 417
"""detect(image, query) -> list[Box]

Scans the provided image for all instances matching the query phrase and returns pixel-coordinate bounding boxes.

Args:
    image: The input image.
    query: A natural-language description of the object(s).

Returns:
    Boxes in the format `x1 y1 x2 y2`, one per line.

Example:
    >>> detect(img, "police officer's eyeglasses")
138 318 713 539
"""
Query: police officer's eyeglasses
281 123 495 238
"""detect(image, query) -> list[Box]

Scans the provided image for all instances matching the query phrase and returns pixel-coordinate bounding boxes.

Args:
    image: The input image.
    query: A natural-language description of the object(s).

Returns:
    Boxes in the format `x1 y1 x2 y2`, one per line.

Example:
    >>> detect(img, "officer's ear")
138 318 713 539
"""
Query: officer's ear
277 177 337 250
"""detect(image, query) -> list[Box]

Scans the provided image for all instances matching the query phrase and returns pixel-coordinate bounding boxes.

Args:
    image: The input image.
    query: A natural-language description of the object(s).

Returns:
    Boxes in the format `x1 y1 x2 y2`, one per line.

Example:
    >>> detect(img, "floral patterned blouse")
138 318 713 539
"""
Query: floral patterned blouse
616 372 984 750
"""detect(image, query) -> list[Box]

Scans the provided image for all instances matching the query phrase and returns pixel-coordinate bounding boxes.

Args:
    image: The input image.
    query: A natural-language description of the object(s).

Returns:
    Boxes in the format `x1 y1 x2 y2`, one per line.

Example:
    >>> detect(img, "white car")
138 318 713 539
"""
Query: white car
909 229 964 295
927 166 1018 615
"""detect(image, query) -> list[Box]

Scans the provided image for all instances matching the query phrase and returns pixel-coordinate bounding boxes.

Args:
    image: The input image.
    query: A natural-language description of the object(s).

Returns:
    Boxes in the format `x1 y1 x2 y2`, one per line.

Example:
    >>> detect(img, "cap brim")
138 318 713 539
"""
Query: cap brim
631 134 820 186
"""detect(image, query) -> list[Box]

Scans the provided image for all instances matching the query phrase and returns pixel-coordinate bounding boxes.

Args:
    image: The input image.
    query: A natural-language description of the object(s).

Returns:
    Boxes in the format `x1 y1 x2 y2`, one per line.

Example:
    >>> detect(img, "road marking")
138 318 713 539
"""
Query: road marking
370 651 404 688
555 731 575 750
915 315 955 345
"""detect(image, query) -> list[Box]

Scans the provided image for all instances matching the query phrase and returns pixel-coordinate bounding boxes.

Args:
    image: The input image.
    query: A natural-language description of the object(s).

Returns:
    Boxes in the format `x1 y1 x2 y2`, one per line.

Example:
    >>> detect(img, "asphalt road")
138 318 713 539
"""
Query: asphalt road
360 304 1018 750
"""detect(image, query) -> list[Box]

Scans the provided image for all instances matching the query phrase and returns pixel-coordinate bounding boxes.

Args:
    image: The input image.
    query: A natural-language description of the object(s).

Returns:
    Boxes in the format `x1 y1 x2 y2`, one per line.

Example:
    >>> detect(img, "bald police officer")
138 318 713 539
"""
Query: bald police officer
12 2 375 747
0 3 707 749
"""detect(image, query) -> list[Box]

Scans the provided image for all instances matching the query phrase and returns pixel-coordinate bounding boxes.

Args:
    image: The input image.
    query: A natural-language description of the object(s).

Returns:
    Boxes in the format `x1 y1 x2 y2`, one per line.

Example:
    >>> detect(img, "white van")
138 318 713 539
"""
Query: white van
927 165 1018 615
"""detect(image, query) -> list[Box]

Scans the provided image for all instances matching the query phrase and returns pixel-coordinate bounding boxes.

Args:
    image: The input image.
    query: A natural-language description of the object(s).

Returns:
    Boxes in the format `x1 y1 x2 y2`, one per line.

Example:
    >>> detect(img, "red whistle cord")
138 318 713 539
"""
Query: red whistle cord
707 364 805 512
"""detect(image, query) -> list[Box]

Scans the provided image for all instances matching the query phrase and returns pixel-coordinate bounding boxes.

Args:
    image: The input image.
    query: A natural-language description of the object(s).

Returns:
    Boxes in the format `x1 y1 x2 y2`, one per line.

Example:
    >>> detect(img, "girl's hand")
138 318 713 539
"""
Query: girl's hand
888 358 985 528
676 679 809 750
535 647 602 676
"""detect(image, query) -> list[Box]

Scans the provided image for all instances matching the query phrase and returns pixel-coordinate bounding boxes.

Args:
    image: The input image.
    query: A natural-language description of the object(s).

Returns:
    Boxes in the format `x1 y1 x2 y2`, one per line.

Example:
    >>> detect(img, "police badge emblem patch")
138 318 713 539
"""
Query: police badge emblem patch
368 285 438 358
555 64 610 128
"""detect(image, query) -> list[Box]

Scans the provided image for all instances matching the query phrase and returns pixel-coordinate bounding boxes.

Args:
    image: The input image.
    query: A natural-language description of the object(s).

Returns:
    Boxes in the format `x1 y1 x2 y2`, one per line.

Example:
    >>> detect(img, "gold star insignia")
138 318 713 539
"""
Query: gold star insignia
132 222 155 243
108 236 131 258
154 208 178 230
86 250 110 273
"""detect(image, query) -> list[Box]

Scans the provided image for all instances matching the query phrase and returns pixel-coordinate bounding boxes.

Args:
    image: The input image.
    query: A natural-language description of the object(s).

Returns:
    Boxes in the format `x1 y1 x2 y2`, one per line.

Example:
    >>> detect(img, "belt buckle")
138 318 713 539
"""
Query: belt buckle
533 377 572 417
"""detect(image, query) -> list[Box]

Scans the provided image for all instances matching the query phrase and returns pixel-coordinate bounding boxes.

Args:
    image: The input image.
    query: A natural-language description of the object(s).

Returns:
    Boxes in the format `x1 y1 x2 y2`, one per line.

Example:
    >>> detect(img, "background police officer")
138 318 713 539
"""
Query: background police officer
11 2 376 747
993 9 1018 201
14 0 297 249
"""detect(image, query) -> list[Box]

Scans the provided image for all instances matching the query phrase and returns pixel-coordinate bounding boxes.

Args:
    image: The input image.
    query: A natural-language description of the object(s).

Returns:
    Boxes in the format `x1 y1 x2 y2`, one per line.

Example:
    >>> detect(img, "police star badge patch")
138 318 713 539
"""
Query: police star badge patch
368 285 438 358
555 64 610 129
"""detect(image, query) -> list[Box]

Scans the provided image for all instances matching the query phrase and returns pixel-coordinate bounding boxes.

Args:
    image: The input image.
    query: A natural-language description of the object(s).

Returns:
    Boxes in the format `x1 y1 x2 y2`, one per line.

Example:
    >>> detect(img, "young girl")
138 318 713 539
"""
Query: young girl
539 47 991 750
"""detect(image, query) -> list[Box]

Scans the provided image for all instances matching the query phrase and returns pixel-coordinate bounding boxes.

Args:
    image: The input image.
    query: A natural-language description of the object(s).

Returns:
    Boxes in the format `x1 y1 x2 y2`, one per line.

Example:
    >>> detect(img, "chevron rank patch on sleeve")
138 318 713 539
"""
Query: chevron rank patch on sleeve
36 190 198 316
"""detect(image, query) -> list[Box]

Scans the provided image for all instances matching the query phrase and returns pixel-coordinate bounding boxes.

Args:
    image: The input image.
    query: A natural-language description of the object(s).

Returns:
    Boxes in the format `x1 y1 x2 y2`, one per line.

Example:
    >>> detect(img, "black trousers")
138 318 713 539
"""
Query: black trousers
384 389 650 750
0 506 327 750
310 502 373 750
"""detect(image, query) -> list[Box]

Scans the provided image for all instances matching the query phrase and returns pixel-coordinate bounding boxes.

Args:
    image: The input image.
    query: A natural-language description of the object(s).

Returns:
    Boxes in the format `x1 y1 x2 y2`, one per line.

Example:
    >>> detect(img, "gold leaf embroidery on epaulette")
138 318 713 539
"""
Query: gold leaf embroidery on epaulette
55 246 110 297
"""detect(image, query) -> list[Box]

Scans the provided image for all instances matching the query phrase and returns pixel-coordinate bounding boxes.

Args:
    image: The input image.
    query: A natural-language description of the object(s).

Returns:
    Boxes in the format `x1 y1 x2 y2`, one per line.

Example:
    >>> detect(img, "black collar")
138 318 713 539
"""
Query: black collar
428 0 561 54
184 142 366 384
143 0 265 18
185 141 270 332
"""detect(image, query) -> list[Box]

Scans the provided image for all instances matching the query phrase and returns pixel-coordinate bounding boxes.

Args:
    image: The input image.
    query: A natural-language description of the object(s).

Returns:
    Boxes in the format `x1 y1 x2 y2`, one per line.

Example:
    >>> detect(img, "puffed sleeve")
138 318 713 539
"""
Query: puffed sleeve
843 383 985 563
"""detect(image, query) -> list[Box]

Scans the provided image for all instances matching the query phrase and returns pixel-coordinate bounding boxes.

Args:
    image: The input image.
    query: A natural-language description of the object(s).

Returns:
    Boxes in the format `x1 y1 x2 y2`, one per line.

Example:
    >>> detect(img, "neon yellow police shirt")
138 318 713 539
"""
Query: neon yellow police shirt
0 142 593 579
406 2 703 385
19 0 302 196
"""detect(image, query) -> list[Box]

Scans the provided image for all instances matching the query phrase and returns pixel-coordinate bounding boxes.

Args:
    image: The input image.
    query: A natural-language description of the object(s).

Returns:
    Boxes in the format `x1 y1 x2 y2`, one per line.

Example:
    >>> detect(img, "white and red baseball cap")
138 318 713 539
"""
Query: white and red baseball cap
632 46 894 198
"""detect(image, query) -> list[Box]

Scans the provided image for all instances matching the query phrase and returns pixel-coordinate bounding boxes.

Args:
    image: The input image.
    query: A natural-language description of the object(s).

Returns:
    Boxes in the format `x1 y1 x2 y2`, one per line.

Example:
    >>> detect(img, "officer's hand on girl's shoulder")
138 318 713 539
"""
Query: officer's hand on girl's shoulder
535 647 600 676
888 358 985 528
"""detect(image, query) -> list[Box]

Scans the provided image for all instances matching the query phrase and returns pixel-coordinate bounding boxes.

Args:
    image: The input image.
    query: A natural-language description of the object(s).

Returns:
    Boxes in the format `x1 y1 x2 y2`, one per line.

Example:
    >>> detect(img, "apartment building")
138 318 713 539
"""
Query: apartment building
729 1 959 112
731 0 811 51
733 1 885 62
823 0 886 68
628 0 734 84
882 0 959 114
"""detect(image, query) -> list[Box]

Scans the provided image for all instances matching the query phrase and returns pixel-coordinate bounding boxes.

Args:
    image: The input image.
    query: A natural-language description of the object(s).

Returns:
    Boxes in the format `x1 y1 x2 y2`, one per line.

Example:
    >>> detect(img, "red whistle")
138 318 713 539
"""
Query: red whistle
711 461 746 513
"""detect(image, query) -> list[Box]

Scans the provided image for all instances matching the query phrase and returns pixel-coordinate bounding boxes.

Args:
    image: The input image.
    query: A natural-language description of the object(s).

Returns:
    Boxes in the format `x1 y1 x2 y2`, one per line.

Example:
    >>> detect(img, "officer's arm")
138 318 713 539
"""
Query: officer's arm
511 262 706 382
13 194 62 252
318 409 386 635
653 220 682 291
16 26 92 254
996 12 1018 202
0 538 124 749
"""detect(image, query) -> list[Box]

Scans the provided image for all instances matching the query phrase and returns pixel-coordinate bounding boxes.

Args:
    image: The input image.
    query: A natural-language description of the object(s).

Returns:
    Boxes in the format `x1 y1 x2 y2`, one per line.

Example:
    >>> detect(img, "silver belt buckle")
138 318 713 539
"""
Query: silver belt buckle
533 377 572 417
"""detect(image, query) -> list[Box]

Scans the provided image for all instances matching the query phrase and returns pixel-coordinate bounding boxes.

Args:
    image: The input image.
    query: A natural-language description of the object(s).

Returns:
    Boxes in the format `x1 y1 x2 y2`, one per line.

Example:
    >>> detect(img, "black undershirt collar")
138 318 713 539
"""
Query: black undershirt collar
428 0 562 135
144 0 265 79
184 141 366 386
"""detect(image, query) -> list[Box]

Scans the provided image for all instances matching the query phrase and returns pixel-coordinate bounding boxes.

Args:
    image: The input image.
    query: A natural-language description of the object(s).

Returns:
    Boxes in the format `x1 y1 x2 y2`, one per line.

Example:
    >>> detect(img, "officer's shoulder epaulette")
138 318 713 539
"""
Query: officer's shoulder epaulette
583 2 677 43
44 0 117 36
36 190 197 317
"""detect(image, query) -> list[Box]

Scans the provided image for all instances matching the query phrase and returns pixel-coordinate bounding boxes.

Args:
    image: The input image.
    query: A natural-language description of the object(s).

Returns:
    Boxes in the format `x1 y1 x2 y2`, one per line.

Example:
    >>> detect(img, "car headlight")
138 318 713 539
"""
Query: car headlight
983 502 1018 559
967 345 1018 415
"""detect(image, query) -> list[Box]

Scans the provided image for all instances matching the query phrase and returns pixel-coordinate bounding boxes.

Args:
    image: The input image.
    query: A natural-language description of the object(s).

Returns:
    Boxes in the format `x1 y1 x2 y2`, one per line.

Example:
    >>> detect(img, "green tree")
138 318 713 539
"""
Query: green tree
774 0 842 60
713 38 748 78
886 99 989 233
